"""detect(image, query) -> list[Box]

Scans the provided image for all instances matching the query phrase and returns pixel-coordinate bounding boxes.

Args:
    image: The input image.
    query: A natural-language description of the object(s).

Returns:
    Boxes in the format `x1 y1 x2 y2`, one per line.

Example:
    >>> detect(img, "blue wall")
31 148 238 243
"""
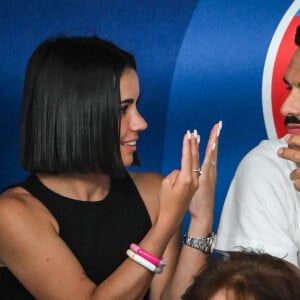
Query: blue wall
0 0 198 186
0 0 294 230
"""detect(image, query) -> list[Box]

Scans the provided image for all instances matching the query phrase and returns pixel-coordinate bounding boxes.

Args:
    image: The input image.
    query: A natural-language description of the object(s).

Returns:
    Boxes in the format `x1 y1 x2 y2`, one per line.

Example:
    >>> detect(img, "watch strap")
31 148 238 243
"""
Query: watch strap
183 232 215 254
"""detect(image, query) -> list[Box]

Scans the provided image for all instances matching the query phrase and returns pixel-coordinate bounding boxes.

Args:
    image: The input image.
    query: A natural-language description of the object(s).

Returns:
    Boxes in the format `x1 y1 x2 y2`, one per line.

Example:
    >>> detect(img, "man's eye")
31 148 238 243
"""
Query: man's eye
284 82 292 90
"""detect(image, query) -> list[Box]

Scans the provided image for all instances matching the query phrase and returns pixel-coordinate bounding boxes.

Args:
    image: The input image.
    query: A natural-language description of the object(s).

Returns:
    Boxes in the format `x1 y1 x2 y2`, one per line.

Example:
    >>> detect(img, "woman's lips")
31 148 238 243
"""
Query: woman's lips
121 140 137 152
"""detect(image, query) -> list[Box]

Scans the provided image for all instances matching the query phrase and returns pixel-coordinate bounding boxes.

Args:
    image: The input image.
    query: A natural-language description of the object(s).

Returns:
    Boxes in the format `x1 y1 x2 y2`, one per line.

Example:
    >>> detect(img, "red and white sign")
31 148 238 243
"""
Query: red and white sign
263 1 300 138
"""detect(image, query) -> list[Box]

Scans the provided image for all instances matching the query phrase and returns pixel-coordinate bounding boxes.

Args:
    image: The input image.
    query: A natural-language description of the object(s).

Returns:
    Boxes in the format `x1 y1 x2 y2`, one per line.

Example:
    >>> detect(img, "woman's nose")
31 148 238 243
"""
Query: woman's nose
131 111 148 132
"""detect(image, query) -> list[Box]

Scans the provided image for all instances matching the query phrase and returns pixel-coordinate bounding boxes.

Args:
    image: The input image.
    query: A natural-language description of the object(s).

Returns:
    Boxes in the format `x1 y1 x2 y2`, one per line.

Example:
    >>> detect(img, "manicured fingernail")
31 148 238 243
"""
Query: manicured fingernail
197 134 200 144
187 130 191 139
277 147 283 155
285 134 291 142
217 120 223 137
193 129 198 138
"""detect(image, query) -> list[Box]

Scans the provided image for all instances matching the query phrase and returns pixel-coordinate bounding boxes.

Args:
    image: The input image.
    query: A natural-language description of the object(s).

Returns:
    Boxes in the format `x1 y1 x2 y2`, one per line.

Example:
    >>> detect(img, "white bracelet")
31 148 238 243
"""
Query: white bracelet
126 249 163 273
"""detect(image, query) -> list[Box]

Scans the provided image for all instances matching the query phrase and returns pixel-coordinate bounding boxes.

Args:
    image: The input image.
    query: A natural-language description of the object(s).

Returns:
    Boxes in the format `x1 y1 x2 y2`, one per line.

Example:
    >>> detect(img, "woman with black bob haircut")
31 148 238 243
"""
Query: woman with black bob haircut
0 35 222 299
21 36 137 176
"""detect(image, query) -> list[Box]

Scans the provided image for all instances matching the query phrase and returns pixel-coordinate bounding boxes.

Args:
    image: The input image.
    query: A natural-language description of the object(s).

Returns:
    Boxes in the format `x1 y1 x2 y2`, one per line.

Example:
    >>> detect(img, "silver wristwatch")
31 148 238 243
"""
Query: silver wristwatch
183 232 215 254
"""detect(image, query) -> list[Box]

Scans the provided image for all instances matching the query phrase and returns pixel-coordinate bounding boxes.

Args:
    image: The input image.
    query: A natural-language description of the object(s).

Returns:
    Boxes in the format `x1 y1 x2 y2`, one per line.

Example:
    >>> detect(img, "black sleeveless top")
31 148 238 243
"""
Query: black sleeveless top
0 173 152 299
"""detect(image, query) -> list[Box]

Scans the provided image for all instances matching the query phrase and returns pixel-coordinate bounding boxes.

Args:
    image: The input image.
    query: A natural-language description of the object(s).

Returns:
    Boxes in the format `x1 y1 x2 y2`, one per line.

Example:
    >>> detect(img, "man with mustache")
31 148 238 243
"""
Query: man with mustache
214 26 300 270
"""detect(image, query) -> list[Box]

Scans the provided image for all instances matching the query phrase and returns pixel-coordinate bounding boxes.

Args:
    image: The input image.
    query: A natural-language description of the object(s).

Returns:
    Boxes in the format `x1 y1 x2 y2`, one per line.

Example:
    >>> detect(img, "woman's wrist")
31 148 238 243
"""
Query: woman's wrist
182 232 215 254
187 216 212 236
139 220 177 256
155 212 183 233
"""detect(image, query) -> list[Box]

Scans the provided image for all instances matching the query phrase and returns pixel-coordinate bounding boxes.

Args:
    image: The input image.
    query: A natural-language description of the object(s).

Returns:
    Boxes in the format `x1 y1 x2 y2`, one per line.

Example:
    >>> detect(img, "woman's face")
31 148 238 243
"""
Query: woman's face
119 68 147 167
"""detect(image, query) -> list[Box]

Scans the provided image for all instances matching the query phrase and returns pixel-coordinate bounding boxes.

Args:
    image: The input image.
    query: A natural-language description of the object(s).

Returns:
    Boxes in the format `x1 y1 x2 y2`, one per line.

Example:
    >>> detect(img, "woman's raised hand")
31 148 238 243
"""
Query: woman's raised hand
189 121 222 229
156 129 202 228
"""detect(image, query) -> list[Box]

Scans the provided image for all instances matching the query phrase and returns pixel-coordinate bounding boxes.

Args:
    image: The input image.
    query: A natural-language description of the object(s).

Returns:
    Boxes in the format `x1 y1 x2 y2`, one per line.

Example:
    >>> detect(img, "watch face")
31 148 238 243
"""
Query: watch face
183 233 215 254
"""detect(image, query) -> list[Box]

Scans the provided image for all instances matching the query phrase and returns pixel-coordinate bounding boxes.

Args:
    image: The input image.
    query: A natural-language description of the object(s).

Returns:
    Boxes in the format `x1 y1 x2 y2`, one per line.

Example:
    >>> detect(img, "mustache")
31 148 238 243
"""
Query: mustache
284 116 300 126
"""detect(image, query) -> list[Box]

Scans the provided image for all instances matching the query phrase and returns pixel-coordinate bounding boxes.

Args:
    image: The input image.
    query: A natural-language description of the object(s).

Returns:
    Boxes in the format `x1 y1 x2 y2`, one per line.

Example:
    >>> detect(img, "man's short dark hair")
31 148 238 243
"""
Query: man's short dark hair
20 36 138 177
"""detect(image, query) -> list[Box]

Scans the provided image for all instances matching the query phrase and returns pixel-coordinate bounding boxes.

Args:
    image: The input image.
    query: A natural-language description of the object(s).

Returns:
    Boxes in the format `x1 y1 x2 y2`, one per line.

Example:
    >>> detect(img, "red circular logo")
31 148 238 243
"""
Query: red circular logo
263 3 300 138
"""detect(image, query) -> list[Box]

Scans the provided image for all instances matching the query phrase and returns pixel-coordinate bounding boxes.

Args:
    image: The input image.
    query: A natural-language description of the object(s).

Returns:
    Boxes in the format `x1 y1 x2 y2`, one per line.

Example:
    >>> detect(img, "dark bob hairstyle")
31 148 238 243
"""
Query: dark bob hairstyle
182 250 300 300
20 36 138 177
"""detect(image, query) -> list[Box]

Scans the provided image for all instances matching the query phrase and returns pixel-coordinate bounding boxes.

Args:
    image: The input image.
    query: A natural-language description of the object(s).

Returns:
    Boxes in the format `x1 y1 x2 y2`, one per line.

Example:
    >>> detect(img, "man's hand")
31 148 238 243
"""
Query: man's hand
277 134 300 191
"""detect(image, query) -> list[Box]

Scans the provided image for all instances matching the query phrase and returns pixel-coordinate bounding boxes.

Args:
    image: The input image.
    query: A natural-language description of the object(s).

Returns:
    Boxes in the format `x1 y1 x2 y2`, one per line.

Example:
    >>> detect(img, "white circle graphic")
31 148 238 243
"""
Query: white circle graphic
262 1 300 138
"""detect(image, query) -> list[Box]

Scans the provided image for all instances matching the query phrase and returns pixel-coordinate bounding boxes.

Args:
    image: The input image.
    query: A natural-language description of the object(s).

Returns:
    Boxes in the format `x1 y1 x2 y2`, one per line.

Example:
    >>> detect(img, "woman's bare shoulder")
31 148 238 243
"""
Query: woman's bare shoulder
1 186 45 211
0 187 59 265
129 172 163 222
0 186 34 211
129 171 163 191
0 187 58 235
129 172 163 185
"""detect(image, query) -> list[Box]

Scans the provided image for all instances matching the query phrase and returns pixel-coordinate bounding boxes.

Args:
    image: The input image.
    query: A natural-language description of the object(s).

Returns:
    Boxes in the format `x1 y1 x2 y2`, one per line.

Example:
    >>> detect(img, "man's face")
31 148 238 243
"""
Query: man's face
281 48 300 134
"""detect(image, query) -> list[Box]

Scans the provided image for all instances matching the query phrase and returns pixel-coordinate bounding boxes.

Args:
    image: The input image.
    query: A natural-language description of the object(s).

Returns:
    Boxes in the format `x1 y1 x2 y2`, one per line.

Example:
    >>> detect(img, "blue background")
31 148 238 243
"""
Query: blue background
0 0 294 230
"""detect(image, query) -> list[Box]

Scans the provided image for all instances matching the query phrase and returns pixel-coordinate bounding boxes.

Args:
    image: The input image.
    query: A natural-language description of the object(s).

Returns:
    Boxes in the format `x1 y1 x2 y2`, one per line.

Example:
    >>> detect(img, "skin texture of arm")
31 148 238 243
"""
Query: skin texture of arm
0 132 199 300
130 172 181 300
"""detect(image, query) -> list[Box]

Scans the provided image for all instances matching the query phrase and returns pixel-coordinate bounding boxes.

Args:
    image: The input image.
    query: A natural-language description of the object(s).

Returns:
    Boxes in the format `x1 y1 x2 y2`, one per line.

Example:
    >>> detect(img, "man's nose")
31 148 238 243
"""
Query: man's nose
280 90 300 116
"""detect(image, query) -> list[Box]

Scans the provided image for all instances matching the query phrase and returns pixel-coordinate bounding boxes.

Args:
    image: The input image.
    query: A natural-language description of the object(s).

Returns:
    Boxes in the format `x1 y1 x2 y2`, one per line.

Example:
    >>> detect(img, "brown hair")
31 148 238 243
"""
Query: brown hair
182 251 300 300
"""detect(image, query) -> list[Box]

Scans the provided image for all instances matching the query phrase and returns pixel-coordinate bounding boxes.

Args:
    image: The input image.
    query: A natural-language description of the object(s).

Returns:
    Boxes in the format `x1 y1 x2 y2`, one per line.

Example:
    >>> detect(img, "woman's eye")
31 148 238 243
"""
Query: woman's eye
120 105 128 114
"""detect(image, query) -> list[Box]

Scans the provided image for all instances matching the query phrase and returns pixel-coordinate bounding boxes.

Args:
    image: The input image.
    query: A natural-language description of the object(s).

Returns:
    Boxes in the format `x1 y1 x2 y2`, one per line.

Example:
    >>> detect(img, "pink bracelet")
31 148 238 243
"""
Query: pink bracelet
126 249 163 274
130 243 167 267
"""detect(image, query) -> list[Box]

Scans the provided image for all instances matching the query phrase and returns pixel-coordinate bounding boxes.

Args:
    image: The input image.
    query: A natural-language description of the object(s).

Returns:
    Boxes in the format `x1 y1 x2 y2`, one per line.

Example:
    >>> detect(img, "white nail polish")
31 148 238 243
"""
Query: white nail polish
217 120 223 137
187 130 191 139
193 129 198 138
197 134 200 144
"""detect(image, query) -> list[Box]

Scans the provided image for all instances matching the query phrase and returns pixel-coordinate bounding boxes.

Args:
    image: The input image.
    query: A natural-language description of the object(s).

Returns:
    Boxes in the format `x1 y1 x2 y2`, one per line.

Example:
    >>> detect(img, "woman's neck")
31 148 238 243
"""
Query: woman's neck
36 172 111 202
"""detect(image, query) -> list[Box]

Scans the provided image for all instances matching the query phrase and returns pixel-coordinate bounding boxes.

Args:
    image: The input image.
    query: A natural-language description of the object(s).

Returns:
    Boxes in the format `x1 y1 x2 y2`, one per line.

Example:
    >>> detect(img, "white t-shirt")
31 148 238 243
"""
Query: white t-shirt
215 137 300 268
